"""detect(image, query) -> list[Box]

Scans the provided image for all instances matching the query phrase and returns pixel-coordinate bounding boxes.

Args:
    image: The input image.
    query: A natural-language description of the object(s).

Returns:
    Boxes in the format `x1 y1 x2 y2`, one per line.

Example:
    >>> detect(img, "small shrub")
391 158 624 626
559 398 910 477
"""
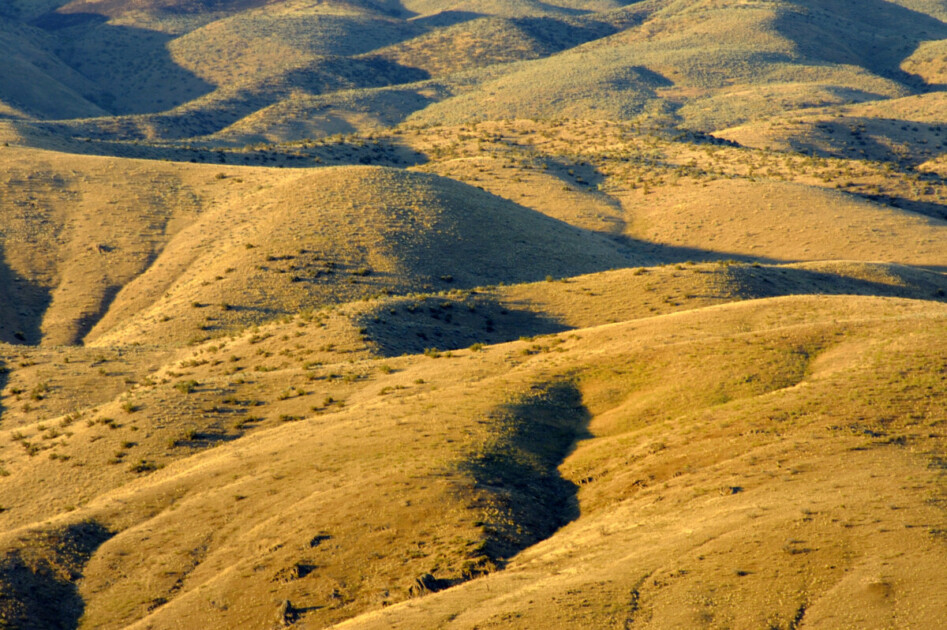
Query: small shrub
129 459 159 474
174 380 199 394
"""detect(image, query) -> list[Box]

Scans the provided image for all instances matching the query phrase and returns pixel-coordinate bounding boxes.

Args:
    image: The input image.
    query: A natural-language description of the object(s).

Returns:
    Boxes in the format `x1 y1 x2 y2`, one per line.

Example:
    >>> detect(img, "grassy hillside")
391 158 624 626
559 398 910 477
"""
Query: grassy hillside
84 165 637 346
0 0 944 628
0 19 107 119
0 146 286 346
5 0 942 147
0 295 943 629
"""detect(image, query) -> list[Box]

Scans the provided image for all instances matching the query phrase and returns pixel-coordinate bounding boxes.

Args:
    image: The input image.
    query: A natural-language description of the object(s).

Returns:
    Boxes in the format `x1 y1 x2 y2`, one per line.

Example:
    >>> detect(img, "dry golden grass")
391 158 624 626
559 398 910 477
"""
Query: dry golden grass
0 0 945 627
332 296 947 630
0 295 943 629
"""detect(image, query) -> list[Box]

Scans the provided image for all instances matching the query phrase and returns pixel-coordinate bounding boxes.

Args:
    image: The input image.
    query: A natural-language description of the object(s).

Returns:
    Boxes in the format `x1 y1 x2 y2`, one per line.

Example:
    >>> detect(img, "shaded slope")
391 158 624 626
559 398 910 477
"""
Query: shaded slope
718 92 947 168
168 3 423 88
0 19 107 119
350 260 947 357
0 328 596 628
410 33 672 125
86 165 640 346
204 82 445 144
490 260 947 330
30 12 215 115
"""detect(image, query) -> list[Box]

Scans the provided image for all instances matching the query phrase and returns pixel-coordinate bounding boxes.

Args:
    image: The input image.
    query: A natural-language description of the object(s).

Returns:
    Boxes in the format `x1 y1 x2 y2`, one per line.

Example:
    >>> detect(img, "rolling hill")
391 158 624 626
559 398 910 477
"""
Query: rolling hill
0 0 944 628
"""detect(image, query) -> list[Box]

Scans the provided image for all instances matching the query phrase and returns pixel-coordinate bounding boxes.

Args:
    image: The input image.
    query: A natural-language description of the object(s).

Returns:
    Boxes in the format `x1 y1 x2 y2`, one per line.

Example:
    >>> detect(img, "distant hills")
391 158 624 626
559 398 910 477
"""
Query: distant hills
1 0 944 144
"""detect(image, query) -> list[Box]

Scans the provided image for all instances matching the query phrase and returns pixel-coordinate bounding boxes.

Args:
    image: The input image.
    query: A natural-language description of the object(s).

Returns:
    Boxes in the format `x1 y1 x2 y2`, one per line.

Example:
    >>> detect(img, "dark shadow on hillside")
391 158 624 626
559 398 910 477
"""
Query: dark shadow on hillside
0 244 50 345
541 156 620 205
360 261 947 360
70 56 432 140
510 15 620 53
723 262 947 304
0 359 7 423
856 192 947 222
74 284 121 345
788 117 947 169
357 293 568 357
610 226 785 268
774 1 947 92
0 520 113 630
12 118 430 167
31 12 215 115
409 10 485 29
460 380 590 567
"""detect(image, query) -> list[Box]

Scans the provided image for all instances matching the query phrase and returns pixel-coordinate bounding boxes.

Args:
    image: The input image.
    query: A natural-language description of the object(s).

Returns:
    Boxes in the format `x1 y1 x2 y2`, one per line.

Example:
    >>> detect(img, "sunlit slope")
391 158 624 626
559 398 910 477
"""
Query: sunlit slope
85 165 638 346
401 0 621 19
167 2 422 88
903 38 947 85
411 0 940 129
405 120 947 265
490 260 947 329
3 259 943 433
717 92 947 167
4 259 944 442
348 260 947 357
14 0 947 144
0 146 291 346
203 83 445 145
24 0 423 121
618 178 947 265
0 296 942 629
333 295 947 630
369 14 620 77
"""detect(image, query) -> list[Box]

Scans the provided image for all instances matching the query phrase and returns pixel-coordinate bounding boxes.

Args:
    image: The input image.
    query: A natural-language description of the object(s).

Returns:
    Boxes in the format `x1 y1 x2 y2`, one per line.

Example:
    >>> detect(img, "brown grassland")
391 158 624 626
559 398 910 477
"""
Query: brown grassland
0 0 944 628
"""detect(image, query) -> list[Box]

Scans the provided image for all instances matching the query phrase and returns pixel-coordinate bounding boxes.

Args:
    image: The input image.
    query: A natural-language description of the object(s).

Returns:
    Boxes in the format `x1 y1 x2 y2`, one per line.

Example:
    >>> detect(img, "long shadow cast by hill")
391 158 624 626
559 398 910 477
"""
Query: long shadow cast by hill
788 116 947 166
357 293 568 357
0 244 51 346
0 359 7 424
0 520 113 630
14 118 430 167
32 12 215 115
723 262 947 304
73 284 122 346
511 15 620 52
857 191 947 222
460 380 590 569
613 234 784 268
409 10 485 29
774 1 947 92
132 57 431 140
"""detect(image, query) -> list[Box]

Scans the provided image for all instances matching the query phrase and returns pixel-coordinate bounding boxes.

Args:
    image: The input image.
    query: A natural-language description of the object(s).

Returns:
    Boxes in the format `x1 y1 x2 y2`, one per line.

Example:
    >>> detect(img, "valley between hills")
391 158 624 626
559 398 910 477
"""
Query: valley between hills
0 0 945 628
